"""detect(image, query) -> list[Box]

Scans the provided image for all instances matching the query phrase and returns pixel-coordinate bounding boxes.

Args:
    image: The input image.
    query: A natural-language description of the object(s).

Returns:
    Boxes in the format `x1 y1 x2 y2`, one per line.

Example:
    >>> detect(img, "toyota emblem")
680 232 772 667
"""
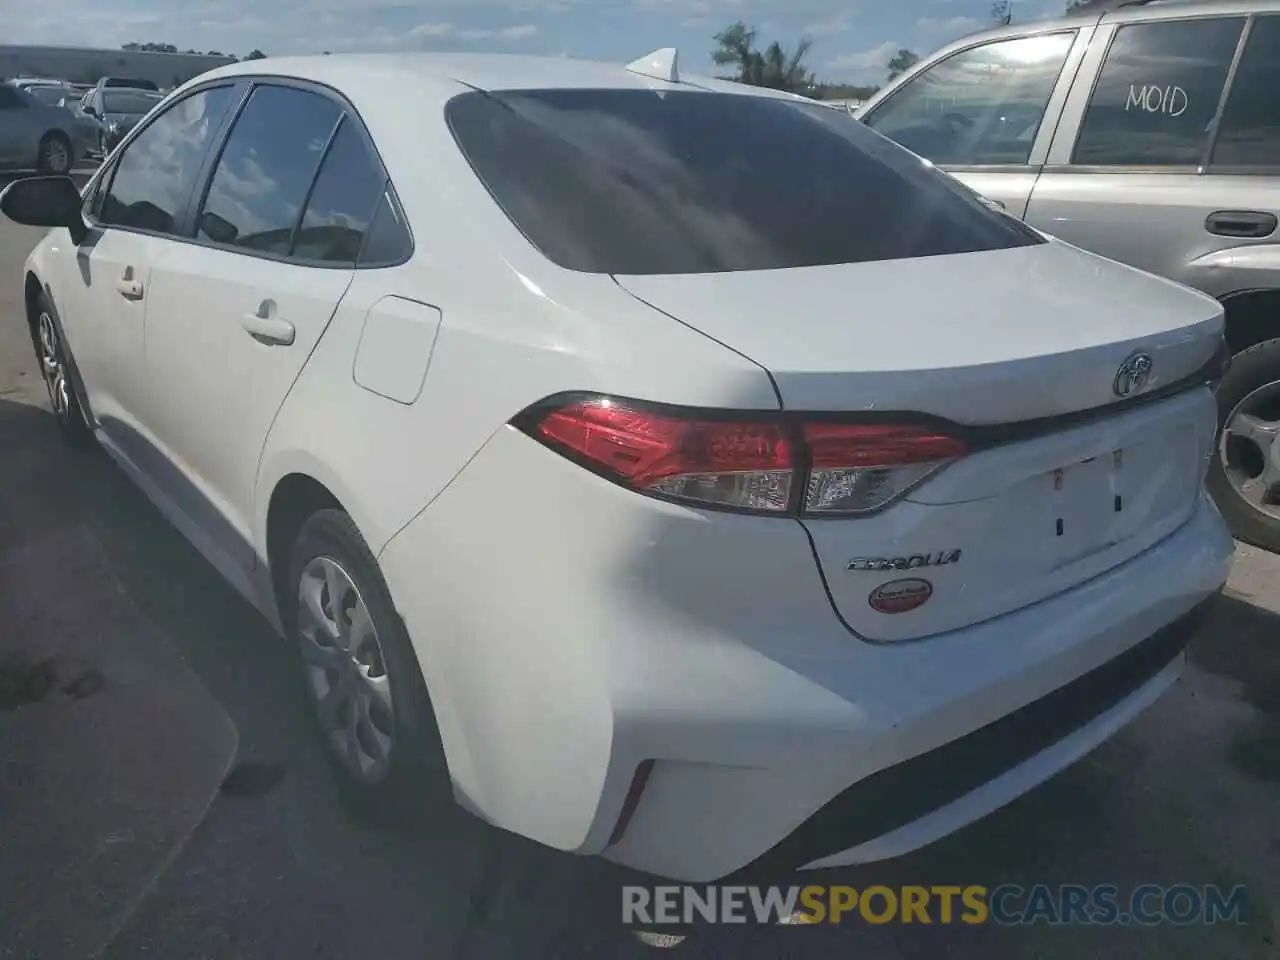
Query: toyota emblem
1113 352 1153 398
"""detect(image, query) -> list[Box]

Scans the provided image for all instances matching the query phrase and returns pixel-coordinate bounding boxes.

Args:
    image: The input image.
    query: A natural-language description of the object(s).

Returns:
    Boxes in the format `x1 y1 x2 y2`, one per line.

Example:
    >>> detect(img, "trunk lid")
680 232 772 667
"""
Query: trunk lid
614 239 1222 423
615 241 1224 641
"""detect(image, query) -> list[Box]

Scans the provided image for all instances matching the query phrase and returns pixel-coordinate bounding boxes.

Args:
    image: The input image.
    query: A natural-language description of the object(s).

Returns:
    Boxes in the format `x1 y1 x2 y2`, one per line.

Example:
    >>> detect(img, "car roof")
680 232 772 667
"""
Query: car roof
199 51 818 102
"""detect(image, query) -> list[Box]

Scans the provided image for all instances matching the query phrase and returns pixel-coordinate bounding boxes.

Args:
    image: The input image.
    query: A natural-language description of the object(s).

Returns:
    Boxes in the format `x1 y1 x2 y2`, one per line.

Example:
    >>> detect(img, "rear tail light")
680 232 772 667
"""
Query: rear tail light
515 395 966 516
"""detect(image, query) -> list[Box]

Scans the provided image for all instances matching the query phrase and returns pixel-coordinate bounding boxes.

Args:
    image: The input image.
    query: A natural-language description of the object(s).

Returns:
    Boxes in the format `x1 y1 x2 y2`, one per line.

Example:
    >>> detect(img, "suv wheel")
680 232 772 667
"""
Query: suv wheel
1208 338 1280 551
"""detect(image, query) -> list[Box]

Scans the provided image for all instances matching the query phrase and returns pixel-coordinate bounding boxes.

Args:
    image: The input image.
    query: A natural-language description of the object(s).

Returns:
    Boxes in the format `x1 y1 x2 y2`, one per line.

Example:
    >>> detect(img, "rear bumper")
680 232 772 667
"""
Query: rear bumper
378 426 1233 881
774 600 1207 872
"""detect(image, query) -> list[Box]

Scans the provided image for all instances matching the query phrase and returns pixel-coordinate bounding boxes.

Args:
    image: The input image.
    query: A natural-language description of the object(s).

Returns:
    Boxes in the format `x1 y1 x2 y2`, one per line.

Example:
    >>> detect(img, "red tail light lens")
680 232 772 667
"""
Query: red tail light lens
518 396 966 516
531 398 795 512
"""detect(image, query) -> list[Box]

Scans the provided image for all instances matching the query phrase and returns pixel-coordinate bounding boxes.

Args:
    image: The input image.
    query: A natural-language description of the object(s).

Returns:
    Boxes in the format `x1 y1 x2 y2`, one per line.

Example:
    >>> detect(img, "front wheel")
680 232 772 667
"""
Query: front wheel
1207 337 1280 552
30 296 90 442
288 509 447 810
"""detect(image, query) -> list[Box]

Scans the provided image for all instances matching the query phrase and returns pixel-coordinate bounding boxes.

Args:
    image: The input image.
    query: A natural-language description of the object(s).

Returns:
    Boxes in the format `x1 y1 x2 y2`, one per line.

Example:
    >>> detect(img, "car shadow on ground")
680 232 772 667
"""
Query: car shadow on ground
0 392 1276 959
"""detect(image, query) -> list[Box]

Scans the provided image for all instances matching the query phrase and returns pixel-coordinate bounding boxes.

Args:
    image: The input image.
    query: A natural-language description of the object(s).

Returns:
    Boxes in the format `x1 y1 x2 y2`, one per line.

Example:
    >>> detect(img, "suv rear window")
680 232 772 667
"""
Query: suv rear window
446 89 1043 275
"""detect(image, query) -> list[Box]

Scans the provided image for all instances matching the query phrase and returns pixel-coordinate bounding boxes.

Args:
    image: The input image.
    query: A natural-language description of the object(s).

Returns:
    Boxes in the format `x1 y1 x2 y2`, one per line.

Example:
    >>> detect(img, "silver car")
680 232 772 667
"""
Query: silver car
0 82 95 173
80 86 165 155
861 0 1280 552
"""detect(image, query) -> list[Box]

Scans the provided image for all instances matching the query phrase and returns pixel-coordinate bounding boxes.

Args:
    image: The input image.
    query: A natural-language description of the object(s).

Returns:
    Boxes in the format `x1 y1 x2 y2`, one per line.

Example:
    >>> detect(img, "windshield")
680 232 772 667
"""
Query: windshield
445 88 1042 276
103 90 162 114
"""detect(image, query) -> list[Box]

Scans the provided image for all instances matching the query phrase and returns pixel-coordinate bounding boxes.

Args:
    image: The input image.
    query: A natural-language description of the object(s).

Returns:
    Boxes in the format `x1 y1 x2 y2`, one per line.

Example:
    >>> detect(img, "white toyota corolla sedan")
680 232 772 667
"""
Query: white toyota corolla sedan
2 49 1234 881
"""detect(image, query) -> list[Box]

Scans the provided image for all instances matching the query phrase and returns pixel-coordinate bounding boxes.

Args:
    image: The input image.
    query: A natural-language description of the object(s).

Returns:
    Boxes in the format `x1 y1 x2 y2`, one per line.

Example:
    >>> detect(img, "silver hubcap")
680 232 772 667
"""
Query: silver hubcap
297 557 394 783
36 312 70 420
1221 380 1280 519
44 138 69 172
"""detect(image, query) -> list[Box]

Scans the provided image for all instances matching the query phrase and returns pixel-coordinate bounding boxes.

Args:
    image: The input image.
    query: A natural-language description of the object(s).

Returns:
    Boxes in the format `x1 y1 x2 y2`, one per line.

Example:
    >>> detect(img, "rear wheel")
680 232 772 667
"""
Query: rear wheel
1208 337 1280 551
288 509 447 810
36 132 72 175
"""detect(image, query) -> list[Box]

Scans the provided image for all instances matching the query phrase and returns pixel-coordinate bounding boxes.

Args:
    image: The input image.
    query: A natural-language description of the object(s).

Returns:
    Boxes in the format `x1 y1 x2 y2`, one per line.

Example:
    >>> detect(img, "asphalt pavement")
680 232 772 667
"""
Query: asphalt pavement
0 216 1277 959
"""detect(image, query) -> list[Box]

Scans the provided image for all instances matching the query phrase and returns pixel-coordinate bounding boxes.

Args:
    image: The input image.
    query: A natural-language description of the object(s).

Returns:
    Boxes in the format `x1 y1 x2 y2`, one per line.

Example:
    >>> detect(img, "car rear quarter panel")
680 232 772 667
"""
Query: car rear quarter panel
251 89 780 580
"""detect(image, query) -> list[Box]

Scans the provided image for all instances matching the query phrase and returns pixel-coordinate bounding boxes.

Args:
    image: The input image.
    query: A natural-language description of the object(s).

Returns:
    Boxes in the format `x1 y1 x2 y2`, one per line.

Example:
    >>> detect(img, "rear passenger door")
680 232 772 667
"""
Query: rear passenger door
140 82 394 573
860 30 1086 218
1025 12 1280 297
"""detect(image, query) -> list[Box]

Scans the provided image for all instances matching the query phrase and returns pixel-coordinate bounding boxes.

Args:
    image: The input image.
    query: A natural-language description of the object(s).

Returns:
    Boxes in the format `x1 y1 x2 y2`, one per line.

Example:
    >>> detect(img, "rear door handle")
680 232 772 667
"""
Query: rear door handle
1205 210 1277 239
241 312 295 346
115 278 143 299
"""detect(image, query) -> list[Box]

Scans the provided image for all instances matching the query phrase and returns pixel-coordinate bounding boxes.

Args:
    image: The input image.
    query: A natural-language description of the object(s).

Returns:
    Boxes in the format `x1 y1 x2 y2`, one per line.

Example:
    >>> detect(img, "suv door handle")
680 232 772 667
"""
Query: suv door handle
1205 210 1277 239
241 311 295 346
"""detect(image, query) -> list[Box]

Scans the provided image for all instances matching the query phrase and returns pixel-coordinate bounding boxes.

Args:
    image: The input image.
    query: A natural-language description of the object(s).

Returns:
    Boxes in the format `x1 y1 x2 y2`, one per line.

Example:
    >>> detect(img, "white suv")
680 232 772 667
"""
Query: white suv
1 50 1233 881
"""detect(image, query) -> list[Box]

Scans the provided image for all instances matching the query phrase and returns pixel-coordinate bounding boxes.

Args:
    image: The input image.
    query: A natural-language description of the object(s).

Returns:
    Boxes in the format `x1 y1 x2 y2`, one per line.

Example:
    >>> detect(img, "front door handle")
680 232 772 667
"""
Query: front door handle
1205 210 1278 239
242 311 295 346
115 278 143 299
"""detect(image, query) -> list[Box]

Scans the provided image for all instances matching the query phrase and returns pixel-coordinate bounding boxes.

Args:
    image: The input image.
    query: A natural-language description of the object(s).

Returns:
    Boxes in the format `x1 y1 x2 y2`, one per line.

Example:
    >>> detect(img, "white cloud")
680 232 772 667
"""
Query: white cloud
915 14 984 45
408 23 453 39
825 39 899 84
802 12 854 37
406 21 538 43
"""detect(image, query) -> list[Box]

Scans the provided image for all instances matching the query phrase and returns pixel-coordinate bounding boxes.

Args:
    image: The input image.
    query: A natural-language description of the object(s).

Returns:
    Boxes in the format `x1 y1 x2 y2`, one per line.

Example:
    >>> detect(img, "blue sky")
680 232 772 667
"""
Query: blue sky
3 0 1077 85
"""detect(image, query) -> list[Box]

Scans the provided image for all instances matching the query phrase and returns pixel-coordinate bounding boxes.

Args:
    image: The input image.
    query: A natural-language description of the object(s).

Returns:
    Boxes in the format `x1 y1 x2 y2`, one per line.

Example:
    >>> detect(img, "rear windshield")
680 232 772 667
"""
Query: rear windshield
104 90 162 113
446 88 1042 275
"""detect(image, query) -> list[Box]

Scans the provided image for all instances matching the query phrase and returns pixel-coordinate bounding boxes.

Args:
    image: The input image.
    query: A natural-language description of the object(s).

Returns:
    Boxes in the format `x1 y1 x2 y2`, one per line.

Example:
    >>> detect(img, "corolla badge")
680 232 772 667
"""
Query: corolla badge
1113 352 1154 398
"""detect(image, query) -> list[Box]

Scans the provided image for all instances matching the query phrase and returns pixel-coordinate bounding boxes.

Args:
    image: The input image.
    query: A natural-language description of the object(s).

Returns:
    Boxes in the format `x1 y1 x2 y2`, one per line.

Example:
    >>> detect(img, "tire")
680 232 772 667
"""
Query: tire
29 293 91 443
36 132 73 175
287 508 447 814
1206 337 1280 552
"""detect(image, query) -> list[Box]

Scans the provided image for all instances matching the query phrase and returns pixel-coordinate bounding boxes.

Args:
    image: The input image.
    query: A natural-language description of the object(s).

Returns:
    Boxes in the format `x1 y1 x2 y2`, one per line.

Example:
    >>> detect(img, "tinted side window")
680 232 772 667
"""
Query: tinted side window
1073 17 1244 166
292 118 384 264
0 86 28 108
1211 16 1280 168
99 86 236 234
196 85 341 256
864 33 1076 166
359 187 413 266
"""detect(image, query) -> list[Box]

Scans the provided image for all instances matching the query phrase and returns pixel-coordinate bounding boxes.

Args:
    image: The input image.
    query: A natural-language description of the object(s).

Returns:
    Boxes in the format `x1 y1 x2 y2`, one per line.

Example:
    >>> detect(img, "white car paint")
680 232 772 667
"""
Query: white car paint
16 51 1233 882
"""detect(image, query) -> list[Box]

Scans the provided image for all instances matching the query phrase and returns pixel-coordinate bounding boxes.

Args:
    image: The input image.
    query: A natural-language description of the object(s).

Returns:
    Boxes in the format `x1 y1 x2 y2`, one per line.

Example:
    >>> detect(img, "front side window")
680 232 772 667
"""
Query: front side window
195 84 341 256
98 85 237 235
1073 17 1244 166
447 88 1042 276
863 33 1076 166
1211 15 1280 168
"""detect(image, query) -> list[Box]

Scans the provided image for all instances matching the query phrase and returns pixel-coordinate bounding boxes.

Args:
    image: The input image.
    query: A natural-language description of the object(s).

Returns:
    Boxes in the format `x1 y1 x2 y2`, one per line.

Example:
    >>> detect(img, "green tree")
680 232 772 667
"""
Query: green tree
886 48 919 81
712 21 815 93
1065 0 1095 10
244 49 267 60
992 0 1013 24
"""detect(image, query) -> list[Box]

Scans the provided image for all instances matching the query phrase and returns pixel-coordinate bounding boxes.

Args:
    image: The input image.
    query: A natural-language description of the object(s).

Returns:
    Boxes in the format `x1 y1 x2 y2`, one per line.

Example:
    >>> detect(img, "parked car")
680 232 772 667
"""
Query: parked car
94 76 159 92
860 0 1280 552
0 50 1233 882
0 81 94 173
81 86 165 154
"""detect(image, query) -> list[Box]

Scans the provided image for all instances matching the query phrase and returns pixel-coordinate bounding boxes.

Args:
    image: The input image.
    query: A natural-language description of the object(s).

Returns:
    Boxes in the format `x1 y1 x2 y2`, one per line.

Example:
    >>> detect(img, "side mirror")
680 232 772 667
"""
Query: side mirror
83 103 97 116
0 176 87 244
199 211 239 245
